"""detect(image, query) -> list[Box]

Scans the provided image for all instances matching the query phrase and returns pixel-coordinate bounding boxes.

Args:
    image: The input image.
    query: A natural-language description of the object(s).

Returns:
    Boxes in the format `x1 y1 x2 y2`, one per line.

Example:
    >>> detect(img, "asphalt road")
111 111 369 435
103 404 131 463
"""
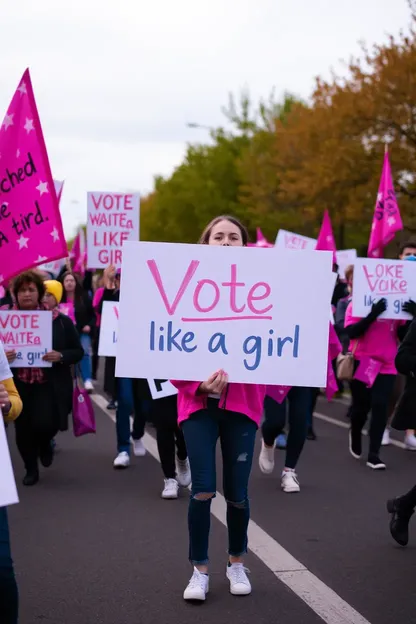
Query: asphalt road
6 381 416 624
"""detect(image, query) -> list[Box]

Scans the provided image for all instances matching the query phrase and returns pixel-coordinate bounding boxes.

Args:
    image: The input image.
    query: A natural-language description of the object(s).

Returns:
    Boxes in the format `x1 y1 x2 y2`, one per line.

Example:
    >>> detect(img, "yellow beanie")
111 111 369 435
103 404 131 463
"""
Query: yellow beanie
44 280 63 305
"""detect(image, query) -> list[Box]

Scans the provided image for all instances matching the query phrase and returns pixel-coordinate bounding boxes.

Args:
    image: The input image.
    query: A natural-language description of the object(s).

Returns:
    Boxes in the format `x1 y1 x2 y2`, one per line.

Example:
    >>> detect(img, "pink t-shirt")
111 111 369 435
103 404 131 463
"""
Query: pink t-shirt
344 302 401 375
59 302 76 325
93 287 104 328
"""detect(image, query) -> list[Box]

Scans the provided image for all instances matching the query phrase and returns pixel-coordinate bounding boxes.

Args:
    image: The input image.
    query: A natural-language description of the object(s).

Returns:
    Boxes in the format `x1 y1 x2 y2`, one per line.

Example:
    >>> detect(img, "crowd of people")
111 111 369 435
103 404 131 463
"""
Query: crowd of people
1 215 416 620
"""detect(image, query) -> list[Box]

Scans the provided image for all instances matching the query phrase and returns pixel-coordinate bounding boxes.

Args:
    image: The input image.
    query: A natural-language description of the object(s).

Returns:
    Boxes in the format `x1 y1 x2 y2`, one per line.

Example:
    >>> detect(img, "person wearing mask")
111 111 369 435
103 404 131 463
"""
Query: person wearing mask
60 271 95 393
171 216 266 602
382 243 416 448
100 265 148 466
259 387 311 492
0 341 23 624
344 295 404 470
5 272 83 485
387 318 416 545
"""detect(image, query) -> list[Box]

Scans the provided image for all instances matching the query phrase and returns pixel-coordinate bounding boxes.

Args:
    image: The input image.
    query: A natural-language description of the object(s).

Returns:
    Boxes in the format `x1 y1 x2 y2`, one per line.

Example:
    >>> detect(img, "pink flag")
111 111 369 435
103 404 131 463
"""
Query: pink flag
266 385 291 404
315 210 337 263
248 227 274 248
368 151 403 258
0 69 67 283
353 357 382 388
325 359 339 401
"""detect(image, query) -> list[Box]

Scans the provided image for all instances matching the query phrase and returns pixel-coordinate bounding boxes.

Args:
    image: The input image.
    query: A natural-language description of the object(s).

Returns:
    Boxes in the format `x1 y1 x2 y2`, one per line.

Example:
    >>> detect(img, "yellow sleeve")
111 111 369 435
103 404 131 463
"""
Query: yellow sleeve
2 377 23 422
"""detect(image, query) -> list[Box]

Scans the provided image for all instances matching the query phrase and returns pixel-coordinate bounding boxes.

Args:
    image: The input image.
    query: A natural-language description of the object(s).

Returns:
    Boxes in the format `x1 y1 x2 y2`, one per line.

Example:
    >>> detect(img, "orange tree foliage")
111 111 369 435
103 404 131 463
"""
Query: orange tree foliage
141 7 416 253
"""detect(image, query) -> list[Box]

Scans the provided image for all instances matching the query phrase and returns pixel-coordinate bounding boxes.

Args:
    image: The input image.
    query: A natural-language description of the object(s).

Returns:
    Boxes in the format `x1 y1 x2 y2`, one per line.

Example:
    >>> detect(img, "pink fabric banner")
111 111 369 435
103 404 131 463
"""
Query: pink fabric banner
326 323 342 400
266 385 291 404
353 356 382 388
70 228 87 274
315 210 337 263
248 227 274 248
368 151 403 259
0 69 67 283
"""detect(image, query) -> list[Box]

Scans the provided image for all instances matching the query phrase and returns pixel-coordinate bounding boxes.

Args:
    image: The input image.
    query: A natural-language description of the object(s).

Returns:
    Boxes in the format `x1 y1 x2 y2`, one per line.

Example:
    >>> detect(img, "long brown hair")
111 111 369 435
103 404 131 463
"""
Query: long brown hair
198 215 249 245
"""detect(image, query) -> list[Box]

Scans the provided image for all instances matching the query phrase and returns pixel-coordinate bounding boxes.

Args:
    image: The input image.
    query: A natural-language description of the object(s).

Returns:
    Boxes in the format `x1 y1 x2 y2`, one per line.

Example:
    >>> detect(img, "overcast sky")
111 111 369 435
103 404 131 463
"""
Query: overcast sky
0 0 411 238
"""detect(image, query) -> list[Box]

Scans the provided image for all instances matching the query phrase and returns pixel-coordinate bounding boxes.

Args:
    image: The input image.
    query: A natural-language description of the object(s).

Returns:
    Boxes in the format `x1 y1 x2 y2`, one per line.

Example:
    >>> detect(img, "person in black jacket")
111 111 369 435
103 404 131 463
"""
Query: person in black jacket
60 271 95 393
387 319 416 546
4 272 83 486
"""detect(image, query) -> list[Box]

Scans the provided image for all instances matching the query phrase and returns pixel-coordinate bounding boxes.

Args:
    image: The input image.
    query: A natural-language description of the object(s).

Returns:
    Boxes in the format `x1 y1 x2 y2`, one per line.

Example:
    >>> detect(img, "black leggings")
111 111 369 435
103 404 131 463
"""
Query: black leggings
14 381 58 472
262 388 311 470
350 373 396 456
151 395 187 479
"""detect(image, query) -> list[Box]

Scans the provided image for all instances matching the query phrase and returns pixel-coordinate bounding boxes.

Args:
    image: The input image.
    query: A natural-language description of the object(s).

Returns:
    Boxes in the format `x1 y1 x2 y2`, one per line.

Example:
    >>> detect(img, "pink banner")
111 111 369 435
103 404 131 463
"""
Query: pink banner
248 227 274 248
266 385 291 404
368 151 403 258
353 356 382 388
0 69 67 283
316 210 336 263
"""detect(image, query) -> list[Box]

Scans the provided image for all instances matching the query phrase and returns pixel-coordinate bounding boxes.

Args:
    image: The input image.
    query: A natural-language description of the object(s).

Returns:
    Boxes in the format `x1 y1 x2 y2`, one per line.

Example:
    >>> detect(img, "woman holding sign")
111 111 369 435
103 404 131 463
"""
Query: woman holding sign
5 272 83 486
0 341 22 624
171 216 266 602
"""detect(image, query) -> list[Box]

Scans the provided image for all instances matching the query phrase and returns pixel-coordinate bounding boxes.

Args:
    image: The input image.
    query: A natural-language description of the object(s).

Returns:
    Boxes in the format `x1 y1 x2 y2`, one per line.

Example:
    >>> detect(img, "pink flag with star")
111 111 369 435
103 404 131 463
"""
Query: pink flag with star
315 210 337 263
368 151 403 258
0 69 67 283
247 227 274 248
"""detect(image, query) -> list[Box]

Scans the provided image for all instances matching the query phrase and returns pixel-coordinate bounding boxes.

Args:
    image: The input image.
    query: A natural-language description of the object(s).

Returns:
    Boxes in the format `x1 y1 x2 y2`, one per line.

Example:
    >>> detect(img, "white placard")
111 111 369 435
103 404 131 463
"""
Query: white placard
0 311 52 367
275 229 317 251
38 258 66 277
336 249 357 279
116 242 333 387
147 379 178 400
0 414 19 506
352 258 416 320
87 192 140 270
98 301 119 357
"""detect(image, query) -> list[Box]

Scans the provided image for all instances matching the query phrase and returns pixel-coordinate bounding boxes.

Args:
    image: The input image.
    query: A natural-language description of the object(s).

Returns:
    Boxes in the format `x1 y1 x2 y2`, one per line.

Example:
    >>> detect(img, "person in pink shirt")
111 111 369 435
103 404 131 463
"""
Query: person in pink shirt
92 280 104 381
344 298 403 470
171 215 266 603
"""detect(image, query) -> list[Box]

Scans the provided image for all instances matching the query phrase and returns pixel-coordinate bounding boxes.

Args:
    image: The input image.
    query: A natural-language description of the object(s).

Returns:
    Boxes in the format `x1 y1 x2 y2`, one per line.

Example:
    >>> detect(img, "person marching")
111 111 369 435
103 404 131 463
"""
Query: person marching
0 341 23 624
4 272 83 485
171 216 266 602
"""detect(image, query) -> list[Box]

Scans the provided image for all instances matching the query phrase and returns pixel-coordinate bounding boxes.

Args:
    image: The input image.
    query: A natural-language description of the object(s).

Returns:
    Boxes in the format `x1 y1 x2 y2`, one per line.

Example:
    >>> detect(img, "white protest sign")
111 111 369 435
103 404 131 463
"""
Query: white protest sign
0 310 53 367
116 242 333 387
98 301 119 357
0 414 18 506
147 379 178 400
352 258 416 320
87 192 140 270
336 249 357 279
275 229 317 251
38 258 66 277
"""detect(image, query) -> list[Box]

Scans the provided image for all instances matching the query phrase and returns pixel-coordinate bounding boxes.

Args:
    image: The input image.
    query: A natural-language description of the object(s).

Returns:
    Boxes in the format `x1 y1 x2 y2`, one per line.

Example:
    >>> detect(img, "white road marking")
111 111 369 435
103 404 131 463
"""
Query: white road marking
92 392 372 624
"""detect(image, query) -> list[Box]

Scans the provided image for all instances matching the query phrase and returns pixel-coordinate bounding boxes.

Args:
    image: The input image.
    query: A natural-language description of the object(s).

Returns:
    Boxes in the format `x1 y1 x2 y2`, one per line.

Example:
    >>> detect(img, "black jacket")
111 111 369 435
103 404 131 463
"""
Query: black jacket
392 321 416 431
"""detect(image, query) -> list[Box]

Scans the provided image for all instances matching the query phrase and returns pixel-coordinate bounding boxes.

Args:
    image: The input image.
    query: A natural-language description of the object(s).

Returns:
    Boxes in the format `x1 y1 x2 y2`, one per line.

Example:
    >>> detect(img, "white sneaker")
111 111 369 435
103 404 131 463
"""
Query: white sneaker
226 563 251 596
132 438 146 457
382 429 391 446
161 478 179 499
281 470 300 493
183 567 209 601
84 379 94 393
113 451 130 469
404 433 416 451
176 457 191 487
258 440 275 474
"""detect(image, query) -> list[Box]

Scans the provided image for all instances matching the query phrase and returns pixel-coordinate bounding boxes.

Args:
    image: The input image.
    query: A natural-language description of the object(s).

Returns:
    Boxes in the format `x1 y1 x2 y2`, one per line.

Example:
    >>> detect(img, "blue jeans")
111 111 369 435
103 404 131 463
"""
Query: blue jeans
116 379 146 453
79 333 92 382
181 401 257 565
262 387 311 469
0 507 18 624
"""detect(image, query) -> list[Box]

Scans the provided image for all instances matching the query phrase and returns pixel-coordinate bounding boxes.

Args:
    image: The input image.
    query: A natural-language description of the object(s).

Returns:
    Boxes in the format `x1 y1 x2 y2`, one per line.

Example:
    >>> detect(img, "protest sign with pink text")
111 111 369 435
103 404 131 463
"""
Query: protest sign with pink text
0 310 52 367
116 242 333 386
275 229 317 251
87 192 139 269
0 70 67 283
98 301 119 357
352 258 416 320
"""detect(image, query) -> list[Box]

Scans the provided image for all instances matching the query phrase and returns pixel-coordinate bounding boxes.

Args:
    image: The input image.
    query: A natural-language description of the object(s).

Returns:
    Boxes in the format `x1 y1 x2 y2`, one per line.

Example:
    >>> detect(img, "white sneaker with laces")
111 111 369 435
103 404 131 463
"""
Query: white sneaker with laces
84 379 94 393
161 478 179 499
382 429 391 446
183 567 209 601
132 438 146 457
281 470 300 493
404 433 416 451
113 452 130 469
226 563 251 596
176 457 191 487
258 440 275 474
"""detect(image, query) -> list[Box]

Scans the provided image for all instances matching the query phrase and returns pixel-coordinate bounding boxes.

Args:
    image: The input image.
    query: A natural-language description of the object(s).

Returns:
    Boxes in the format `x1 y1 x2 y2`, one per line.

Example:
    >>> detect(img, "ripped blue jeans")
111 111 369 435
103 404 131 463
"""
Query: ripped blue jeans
181 400 257 565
